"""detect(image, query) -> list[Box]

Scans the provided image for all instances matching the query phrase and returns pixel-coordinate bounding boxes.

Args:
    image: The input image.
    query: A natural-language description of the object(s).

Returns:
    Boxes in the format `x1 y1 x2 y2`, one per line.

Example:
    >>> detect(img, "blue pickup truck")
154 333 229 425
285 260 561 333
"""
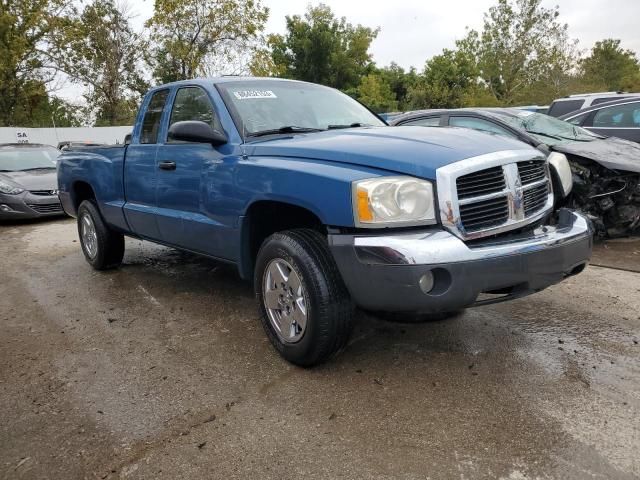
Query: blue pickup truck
58 77 593 366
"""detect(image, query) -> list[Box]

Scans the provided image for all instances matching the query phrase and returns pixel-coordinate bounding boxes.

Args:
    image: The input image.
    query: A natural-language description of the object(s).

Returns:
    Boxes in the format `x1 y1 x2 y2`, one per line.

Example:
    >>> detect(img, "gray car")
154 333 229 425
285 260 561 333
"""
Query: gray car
0 143 65 220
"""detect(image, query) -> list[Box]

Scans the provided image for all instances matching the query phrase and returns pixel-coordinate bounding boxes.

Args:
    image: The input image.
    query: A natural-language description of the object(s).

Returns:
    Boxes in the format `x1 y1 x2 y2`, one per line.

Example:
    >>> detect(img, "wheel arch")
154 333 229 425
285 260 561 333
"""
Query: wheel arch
238 200 325 280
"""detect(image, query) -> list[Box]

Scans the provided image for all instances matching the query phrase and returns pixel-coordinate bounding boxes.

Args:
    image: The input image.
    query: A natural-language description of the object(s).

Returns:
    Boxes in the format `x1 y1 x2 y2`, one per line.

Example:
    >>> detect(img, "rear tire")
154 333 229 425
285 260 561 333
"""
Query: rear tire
255 229 354 367
77 200 124 270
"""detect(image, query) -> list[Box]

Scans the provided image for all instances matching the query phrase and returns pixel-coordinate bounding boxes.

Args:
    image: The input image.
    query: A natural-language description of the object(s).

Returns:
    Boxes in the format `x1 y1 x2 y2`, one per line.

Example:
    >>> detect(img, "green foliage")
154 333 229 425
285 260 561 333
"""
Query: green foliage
23 94 82 128
0 0 74 126
267 4 379 91
56 0 146 126
355 74 398 113
375 63 418 111
146 0 269 84
407 49 478 109
458 0 577 105
580 39 640 91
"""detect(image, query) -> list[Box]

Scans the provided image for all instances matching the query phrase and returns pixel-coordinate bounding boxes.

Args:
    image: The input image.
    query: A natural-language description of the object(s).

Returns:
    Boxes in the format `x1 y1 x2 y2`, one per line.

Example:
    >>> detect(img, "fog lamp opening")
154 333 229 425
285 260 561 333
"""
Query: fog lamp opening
419 272 435 294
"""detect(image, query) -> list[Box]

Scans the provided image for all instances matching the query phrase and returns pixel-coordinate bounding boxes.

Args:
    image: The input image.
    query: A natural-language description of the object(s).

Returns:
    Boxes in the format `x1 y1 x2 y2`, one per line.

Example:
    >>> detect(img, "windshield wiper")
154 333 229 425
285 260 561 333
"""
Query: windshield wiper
20 167 56 171
327 122 371 129
248 126 325 138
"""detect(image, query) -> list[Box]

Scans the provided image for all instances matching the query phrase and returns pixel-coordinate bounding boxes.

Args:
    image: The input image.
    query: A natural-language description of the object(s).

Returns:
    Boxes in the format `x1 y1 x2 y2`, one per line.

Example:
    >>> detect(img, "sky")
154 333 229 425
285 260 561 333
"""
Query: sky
128 0 640 71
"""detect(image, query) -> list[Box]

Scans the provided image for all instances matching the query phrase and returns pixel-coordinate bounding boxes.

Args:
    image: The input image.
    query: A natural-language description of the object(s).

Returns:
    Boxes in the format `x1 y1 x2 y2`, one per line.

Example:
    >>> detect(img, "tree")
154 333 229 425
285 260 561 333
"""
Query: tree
268 4 379 91
407 49 479 109
57 0 146 126
376 63 418 111
146 0 269 84
458 0 577 105
0 0 74 126
355 74 398 113
580 39 640 92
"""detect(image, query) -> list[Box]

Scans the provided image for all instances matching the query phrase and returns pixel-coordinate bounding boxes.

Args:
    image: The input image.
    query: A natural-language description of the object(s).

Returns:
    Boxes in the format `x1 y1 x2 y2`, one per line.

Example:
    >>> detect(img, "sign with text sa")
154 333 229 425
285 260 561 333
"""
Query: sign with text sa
15 130 29 144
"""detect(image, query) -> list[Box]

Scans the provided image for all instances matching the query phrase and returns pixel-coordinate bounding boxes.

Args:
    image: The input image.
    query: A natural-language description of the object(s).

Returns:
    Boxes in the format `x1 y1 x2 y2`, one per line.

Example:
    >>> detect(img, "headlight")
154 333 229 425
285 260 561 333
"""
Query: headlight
548 152 573 198
353 176 436 227
0 181 24 195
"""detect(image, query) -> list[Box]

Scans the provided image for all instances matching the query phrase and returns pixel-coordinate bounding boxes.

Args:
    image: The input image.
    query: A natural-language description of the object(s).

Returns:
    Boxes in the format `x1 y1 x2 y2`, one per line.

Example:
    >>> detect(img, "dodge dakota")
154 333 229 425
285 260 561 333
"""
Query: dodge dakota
58 78 593 366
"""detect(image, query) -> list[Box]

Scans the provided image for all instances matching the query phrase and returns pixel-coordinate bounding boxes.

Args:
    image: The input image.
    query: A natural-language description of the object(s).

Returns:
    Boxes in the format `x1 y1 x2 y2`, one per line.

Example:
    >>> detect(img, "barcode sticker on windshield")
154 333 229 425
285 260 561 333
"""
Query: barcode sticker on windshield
233 90 277 100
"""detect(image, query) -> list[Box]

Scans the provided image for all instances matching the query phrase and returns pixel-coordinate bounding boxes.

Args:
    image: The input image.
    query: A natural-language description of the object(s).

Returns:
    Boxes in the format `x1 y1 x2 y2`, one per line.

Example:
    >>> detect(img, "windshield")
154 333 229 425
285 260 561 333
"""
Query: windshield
217 80 385 138
0 146 60 171
494 111 603 145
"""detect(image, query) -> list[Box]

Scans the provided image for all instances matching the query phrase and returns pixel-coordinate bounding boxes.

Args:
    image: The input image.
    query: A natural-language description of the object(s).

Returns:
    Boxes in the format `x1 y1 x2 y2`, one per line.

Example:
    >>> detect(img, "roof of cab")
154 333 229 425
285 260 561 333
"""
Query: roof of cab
149 76 312 91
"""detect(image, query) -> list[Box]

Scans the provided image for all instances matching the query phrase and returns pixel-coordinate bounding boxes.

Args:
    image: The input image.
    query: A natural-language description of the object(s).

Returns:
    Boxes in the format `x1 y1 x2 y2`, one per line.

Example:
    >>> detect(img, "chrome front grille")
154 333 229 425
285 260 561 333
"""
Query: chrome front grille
523 182 549 216
436 150 554 240
459 196 510 231
456 166 506 199
517 160 547 184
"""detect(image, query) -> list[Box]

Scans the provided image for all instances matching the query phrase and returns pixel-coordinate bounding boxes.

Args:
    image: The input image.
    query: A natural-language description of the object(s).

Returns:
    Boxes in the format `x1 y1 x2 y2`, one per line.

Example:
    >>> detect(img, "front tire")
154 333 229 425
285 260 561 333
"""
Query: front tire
77 200 124 270
255 229 354 367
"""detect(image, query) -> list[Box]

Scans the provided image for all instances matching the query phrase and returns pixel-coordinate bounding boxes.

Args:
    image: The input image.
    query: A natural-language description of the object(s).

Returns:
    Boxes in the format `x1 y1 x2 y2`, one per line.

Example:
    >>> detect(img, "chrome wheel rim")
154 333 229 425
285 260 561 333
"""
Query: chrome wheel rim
262 258 308 343
80 213 98 259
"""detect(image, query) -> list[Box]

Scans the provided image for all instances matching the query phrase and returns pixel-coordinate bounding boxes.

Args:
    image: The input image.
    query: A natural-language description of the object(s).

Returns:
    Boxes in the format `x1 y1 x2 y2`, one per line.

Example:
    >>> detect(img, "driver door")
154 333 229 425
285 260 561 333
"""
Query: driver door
155 86 227 255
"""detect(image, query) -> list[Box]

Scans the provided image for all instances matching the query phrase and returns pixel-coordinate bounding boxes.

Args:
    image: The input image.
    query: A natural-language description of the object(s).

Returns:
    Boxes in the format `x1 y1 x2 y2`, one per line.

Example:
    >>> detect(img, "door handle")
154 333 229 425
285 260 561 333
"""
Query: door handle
158 161 176 171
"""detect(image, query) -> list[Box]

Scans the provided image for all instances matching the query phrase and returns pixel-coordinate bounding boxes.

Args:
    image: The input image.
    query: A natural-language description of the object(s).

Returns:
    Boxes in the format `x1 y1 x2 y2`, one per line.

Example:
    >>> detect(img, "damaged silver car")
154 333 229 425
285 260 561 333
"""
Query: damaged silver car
391 108 640 237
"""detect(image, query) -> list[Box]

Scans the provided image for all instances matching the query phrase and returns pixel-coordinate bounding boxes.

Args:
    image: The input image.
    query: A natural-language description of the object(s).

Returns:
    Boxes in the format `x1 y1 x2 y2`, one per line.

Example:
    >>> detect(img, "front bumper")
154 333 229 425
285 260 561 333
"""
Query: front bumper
0 192 66 220
328 209 593 313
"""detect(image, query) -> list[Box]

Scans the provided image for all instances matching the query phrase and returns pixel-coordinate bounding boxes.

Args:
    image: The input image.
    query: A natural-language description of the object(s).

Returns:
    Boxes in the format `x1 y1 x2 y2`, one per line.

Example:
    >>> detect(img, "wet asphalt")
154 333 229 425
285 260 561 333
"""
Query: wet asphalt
1 218 639 480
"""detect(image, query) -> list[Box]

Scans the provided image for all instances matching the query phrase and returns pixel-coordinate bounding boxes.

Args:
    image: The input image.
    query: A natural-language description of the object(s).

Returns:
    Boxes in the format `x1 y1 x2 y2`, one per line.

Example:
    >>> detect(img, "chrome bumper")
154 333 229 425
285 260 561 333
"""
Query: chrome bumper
348 209 591 265
329 209 593 312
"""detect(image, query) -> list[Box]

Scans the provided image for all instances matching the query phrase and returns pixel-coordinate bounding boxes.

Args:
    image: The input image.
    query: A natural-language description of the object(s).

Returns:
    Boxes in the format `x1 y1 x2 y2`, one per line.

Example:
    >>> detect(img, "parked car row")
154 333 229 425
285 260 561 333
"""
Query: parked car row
390 108 639 237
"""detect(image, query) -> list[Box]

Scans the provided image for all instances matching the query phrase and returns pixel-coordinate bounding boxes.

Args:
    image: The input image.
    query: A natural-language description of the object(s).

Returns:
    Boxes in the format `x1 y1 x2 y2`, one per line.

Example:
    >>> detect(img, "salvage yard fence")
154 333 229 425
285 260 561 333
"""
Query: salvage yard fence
0 127 132 147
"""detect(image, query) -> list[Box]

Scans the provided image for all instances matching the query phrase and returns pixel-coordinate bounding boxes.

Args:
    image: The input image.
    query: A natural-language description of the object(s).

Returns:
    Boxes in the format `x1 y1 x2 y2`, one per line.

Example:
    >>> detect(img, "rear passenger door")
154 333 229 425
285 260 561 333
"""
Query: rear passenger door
154 86 228 255
123 89 169 240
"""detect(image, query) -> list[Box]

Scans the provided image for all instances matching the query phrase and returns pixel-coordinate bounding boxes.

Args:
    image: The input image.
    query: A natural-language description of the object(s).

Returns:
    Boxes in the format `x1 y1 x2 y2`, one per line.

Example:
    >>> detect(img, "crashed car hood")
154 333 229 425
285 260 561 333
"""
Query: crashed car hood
245 126 538 179
552 136 640 173
0 169 58 191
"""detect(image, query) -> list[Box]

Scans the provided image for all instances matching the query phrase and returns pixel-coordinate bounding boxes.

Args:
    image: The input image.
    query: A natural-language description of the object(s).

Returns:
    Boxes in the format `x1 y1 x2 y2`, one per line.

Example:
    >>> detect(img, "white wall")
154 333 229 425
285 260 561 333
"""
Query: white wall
0 126 133 147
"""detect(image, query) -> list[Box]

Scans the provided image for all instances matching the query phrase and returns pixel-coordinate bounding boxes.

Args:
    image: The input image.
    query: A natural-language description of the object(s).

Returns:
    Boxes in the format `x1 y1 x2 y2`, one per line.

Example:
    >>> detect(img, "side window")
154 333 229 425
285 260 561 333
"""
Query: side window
566 112 589 126
548 99 584 117
592 96 629 105
140 90 169 144
402 116 441 127
168 87 222 141
593 103 640 128
450 116 516 138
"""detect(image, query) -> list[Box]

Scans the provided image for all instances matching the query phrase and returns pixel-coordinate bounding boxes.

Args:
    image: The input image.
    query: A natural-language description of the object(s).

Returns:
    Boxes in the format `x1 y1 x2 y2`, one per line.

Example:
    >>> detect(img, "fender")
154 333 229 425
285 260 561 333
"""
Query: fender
234 155 392 227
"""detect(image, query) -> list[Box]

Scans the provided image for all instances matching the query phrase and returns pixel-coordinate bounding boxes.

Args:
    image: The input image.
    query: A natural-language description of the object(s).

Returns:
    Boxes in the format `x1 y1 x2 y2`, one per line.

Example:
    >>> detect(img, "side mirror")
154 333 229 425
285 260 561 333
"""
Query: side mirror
168 121 227 146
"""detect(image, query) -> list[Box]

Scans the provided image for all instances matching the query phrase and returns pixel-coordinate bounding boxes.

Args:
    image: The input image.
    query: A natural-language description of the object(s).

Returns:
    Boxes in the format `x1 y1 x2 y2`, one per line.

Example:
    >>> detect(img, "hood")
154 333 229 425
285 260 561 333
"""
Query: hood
552 136 640 173
0 169 58 191
245 126 539 179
